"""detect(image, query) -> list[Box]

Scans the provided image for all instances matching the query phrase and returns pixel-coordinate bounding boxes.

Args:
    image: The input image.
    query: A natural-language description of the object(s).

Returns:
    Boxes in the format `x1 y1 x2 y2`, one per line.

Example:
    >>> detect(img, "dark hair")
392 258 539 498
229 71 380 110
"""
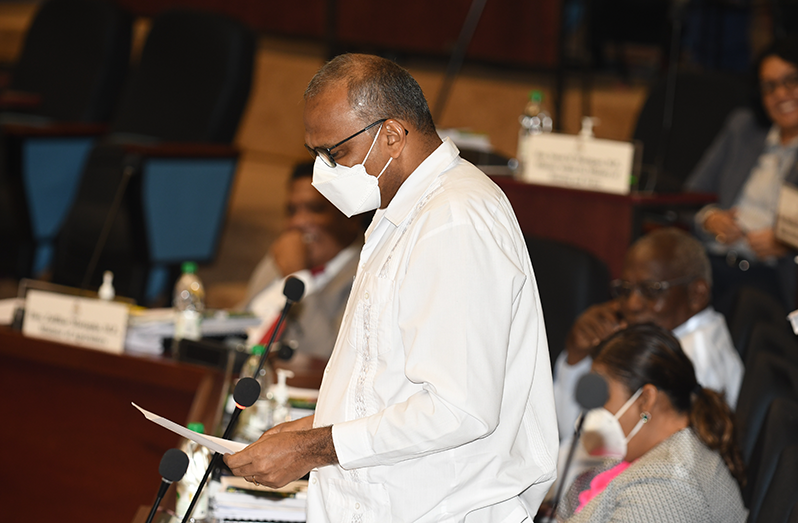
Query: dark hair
594 323 746 486
290 160 314 180
305 53 437 136
751 35 798 127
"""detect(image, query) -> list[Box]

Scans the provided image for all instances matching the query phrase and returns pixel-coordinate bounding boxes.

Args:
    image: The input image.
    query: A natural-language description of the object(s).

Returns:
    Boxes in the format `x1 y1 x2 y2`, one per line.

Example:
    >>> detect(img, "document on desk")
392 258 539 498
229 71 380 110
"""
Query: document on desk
132 403 248 455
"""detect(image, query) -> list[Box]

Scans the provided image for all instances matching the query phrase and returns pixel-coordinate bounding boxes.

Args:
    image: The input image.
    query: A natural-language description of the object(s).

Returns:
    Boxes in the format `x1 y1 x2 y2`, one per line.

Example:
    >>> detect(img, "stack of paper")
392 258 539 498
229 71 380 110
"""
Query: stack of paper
212 477 308 523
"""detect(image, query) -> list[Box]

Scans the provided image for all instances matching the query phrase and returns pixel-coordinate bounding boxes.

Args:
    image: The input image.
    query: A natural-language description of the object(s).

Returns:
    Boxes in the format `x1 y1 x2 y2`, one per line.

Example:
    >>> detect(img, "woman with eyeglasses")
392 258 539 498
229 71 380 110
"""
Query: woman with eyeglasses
685 35 798 317
558 323 746 523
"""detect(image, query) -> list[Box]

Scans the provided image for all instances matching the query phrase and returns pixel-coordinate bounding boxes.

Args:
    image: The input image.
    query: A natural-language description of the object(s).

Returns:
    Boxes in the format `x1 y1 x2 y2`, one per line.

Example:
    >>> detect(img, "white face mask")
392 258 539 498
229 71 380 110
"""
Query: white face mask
311 123 393 218
581 387 648 459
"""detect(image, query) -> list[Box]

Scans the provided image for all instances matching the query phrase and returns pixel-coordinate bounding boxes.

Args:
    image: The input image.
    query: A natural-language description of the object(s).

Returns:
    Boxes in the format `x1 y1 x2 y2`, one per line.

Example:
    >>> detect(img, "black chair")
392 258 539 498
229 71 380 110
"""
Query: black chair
753 444 798 523
729 285 791 359
735 352 798 464
632 70 749 192
51 9 255 304
745 398 798 522
743 321 798 370
0 0 132 278
525 235 610 366
5 0 131 122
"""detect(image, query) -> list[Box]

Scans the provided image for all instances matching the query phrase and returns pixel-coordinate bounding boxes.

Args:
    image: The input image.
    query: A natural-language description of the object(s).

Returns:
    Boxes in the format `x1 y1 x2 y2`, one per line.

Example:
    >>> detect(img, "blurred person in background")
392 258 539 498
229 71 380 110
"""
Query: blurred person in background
685 35 798 316
558 323 746 522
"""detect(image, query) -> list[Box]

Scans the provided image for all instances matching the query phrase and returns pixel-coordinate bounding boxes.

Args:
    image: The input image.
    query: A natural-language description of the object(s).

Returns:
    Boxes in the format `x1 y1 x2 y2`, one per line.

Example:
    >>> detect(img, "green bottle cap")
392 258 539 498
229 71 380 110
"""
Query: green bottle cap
251 344 266 356
530 90 543 103
187 422 205 434
181 261 197 274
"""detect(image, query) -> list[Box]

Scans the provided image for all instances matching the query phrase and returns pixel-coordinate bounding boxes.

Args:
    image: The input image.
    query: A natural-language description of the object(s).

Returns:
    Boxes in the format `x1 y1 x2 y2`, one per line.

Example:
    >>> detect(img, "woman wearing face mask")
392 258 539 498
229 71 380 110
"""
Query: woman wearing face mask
559 323 746 522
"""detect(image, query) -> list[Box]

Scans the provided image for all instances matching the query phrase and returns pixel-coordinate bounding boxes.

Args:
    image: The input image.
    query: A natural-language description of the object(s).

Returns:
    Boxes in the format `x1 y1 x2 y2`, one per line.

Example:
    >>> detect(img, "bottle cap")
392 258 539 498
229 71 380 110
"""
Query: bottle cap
187 422 205 434
251 344 266 356
181 261 198 274
530 90 543 102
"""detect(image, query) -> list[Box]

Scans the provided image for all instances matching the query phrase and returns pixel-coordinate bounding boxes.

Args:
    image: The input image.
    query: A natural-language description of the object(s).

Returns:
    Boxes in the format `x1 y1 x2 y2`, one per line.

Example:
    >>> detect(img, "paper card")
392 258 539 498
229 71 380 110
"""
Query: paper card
775 183 798 250
521 133 634 195
22 289 128 354
132 403 247 455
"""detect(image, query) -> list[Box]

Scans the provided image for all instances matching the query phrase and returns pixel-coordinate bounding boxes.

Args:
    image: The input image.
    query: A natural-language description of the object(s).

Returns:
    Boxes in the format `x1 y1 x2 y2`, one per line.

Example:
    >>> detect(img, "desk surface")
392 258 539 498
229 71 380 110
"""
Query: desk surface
492 178 717 277
0 328 224 523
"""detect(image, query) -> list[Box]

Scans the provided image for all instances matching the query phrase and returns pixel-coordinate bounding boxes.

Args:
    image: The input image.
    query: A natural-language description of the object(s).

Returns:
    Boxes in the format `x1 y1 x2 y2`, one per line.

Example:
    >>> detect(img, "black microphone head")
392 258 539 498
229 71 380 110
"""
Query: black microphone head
576 372 609 411
283 276 305 303
159 448 189 483
234 377 261 408
277 343 295 361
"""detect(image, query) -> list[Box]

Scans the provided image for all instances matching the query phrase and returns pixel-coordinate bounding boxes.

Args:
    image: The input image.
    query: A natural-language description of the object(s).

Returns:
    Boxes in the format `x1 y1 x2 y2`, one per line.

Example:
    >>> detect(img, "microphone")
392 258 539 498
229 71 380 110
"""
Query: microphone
255 276 305 374
145 448 189 523
180 278 304 523
546 372 609 522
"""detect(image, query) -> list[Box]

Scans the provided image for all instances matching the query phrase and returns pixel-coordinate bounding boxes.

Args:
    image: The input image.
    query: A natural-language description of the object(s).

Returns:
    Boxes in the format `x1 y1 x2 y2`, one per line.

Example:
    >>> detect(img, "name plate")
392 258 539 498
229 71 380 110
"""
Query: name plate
775 183 798 250
23 290 129 354
521 133 634 195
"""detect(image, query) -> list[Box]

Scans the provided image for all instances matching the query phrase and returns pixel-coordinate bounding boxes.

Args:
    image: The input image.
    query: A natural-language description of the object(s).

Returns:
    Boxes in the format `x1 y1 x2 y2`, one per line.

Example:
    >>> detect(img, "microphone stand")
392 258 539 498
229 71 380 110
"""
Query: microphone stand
180 277 305 523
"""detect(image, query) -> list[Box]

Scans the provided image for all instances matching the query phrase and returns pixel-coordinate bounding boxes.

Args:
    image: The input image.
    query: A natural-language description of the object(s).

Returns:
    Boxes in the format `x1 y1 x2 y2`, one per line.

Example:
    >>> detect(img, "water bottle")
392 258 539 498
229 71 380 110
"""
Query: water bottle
174 261 205 342
516 90 553 175
176 422 211 521
235 345 274 442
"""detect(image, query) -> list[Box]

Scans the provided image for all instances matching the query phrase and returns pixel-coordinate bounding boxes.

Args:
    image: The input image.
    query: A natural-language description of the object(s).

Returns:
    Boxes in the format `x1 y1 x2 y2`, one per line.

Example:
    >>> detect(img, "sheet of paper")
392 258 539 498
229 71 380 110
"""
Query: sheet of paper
132 403 248 455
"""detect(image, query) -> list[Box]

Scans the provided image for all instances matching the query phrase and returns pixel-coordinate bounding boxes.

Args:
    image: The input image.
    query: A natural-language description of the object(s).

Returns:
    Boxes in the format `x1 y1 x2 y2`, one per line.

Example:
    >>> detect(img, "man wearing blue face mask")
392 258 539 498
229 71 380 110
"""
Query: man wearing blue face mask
224 53 559 523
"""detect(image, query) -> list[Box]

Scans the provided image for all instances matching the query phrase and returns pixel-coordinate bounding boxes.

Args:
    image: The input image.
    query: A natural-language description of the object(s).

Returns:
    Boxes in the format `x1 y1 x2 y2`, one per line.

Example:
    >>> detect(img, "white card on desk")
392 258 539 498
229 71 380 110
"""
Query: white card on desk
132 402 247 455
23 289 128 353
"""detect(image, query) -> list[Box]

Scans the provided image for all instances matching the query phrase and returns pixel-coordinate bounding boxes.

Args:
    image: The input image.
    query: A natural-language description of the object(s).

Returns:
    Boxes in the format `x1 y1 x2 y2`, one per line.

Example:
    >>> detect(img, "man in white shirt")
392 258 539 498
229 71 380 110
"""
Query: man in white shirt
225 53 559 522
553 227 744 440
239 162 364 362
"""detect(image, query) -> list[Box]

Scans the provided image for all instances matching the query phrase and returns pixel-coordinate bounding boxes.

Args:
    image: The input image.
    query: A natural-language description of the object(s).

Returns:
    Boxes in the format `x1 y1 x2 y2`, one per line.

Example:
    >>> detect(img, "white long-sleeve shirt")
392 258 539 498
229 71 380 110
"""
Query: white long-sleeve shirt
307 139 559 523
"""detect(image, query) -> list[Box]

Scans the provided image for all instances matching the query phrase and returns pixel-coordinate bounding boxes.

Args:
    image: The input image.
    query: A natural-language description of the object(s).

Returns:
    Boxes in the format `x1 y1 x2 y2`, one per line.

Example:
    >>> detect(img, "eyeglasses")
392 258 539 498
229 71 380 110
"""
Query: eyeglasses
610 275 695 301
305 119 387 168
761 73 798 96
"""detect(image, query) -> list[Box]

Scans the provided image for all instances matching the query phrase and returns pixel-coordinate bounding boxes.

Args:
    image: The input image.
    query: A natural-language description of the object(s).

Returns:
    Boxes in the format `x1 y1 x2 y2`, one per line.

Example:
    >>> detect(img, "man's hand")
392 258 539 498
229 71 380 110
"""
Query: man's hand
703 208 745 244
564 301 625 365
271 229 309 276
223 425 337 489
266 414 314 435
747 228 790 259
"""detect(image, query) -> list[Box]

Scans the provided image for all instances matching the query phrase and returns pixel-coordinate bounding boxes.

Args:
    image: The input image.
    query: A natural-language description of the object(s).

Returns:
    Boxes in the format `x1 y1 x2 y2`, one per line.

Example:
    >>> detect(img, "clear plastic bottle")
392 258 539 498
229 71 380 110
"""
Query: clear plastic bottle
174 261 205 342
176 422 211 521
516 90 553 175
235 345 274 442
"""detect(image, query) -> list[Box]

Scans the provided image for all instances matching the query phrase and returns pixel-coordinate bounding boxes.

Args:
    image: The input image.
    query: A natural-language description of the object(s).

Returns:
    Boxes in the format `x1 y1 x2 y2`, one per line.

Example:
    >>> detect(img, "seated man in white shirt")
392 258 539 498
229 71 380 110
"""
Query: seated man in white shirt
239 162 365 361
554 227 744 440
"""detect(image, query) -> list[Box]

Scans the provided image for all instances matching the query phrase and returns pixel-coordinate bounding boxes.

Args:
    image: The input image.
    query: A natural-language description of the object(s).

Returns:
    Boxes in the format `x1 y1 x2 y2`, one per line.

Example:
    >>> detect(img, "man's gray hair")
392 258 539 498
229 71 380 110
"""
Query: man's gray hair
305 53 437 136
637 227 713 287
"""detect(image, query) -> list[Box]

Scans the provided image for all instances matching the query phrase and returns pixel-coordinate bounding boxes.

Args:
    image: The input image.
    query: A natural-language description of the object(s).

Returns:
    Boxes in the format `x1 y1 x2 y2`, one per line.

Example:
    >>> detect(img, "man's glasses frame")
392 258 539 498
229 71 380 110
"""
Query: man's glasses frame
610 275 696 301
305 119 387 168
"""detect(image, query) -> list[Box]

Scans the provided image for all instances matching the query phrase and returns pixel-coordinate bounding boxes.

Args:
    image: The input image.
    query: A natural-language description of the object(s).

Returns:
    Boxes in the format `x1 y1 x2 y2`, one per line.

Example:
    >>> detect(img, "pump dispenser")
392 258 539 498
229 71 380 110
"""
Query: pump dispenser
271 368 295 427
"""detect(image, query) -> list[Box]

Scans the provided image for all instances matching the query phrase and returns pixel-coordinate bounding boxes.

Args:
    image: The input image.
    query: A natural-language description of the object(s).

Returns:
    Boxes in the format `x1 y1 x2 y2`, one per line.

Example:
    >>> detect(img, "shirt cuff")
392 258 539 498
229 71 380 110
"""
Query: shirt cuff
331 418 379 470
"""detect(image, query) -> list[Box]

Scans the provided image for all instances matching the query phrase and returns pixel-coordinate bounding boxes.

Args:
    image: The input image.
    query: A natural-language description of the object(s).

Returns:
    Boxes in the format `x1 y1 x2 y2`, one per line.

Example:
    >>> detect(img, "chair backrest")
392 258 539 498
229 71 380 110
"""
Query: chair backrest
744 321 798 370
632 71 749 192
748 399 798 523
110 9 254 143
10 0 132 122
525 235 610 365
729 285 790 359
735 352 798 464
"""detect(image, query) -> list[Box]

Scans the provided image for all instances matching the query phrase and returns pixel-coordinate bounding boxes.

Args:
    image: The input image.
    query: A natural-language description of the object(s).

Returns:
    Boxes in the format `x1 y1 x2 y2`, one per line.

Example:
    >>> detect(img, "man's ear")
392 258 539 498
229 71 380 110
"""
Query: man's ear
383 118 408 158
687 278 711 314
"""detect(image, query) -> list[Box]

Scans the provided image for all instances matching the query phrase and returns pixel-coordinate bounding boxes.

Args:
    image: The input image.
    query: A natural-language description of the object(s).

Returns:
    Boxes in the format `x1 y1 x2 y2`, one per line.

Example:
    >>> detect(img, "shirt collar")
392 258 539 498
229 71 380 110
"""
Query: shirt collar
672 306 715 338
380 138 460 228
767 125 798 149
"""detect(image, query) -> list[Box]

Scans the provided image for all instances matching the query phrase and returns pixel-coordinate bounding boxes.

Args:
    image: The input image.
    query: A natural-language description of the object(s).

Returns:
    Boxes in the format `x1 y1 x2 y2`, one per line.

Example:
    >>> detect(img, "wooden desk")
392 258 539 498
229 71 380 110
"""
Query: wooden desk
0 329 224 523
493 178 717 277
